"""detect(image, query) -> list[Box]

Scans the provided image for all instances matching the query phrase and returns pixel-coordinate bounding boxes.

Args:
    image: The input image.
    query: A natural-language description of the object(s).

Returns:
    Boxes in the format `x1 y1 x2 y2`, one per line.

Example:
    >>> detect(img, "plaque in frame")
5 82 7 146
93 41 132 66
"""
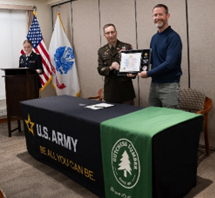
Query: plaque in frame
118 49 151 76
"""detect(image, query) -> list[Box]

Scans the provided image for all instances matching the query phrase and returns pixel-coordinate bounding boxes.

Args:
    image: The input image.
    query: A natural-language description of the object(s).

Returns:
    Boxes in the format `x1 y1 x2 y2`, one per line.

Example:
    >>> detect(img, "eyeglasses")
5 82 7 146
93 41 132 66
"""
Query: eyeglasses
104 31 116 35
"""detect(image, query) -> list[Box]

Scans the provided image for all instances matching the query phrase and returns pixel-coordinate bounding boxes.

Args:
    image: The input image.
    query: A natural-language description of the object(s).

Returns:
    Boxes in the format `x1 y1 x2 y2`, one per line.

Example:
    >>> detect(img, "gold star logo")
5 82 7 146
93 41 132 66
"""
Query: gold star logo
25 114 35 135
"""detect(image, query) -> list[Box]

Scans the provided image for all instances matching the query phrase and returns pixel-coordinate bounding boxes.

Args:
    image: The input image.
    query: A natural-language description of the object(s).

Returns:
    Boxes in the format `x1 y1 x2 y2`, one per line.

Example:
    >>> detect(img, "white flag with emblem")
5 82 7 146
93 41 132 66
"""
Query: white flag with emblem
49 12 80 96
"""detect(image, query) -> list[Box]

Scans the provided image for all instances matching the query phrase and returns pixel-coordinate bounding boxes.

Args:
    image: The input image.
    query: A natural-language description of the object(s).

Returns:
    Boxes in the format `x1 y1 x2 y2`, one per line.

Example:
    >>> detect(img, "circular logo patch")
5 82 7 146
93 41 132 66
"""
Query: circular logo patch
54 46 74 74
111 138 141 189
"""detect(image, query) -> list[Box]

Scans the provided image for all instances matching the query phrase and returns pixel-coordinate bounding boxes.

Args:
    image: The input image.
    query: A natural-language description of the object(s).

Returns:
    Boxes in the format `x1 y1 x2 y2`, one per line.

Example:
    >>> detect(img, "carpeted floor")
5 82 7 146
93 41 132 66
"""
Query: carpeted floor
0 121 215 198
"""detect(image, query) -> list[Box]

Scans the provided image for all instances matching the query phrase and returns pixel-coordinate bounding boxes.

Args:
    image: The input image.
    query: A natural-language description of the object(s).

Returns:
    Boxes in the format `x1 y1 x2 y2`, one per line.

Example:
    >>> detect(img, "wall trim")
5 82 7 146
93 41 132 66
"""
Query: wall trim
0 4 33 10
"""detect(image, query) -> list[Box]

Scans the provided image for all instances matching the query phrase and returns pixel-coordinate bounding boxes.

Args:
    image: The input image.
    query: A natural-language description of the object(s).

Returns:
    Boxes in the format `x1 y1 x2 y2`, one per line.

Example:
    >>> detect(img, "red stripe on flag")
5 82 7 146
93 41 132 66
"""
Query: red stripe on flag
42 69 49 81
41 58 52 81
39 42 52 66
38 42 52 74
39 75 45 85
34 47 50 84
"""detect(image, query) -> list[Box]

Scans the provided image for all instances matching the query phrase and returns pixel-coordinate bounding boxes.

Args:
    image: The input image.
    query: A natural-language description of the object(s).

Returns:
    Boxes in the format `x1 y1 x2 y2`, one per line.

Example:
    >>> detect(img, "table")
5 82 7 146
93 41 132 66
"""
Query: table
20 95 203 198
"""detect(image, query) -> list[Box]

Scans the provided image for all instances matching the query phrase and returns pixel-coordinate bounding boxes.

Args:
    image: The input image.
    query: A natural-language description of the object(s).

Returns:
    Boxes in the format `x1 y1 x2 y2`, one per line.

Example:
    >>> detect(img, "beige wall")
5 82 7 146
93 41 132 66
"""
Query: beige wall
72 0 102 98
1 0 214 147
188 0 215 145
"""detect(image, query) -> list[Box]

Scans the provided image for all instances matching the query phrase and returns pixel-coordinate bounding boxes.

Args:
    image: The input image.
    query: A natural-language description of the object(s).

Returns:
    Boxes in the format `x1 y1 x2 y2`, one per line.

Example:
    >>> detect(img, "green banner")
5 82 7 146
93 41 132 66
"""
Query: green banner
100 107 202 198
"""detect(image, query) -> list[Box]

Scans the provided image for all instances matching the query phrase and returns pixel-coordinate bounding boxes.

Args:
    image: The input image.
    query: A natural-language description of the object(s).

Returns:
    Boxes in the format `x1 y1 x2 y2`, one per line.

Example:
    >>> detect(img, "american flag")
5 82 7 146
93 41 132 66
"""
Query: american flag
21 12 52 89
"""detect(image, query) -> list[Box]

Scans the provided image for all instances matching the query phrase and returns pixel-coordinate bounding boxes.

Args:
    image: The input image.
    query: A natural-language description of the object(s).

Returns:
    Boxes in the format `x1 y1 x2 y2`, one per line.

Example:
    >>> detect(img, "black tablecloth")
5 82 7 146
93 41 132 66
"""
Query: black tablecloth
20 95 203 198
20 95 141 197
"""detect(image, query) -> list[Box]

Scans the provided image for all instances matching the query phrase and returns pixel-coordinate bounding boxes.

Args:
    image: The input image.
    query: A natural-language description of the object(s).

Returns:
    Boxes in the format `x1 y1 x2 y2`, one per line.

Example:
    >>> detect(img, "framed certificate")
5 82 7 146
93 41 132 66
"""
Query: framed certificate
118 49 151 76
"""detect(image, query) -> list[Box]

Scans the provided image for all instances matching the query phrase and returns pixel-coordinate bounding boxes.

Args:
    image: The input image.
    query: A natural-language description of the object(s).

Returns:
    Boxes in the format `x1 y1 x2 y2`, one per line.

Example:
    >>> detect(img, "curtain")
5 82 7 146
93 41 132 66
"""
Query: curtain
26 10 33 32
0 10 27 99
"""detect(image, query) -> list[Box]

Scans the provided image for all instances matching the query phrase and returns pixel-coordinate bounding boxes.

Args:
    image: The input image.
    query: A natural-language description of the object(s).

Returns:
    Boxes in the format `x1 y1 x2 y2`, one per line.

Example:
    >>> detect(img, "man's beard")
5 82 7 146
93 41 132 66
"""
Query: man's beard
155 20 164 29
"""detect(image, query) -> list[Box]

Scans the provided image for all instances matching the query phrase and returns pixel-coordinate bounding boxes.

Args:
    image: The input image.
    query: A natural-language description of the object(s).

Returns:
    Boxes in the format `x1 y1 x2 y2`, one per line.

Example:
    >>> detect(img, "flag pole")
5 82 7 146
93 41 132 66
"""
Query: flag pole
57 12 66 32
33 5 37 16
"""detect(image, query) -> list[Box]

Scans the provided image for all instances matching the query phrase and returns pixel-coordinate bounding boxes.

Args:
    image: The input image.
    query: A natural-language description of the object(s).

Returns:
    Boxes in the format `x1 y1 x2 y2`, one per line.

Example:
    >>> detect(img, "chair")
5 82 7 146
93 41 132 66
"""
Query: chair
87 88 103 101
179 88 212 156
0 189 6 198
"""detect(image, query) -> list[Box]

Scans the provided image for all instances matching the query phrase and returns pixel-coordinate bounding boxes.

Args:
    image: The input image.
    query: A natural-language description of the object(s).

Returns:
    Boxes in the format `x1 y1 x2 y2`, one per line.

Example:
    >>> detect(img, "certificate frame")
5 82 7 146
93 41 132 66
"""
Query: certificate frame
118 49 151 76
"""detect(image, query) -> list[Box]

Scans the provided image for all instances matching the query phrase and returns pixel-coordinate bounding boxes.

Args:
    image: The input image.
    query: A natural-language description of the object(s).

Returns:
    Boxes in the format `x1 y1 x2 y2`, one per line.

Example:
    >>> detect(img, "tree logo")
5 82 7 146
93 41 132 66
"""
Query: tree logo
111 138 141 189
